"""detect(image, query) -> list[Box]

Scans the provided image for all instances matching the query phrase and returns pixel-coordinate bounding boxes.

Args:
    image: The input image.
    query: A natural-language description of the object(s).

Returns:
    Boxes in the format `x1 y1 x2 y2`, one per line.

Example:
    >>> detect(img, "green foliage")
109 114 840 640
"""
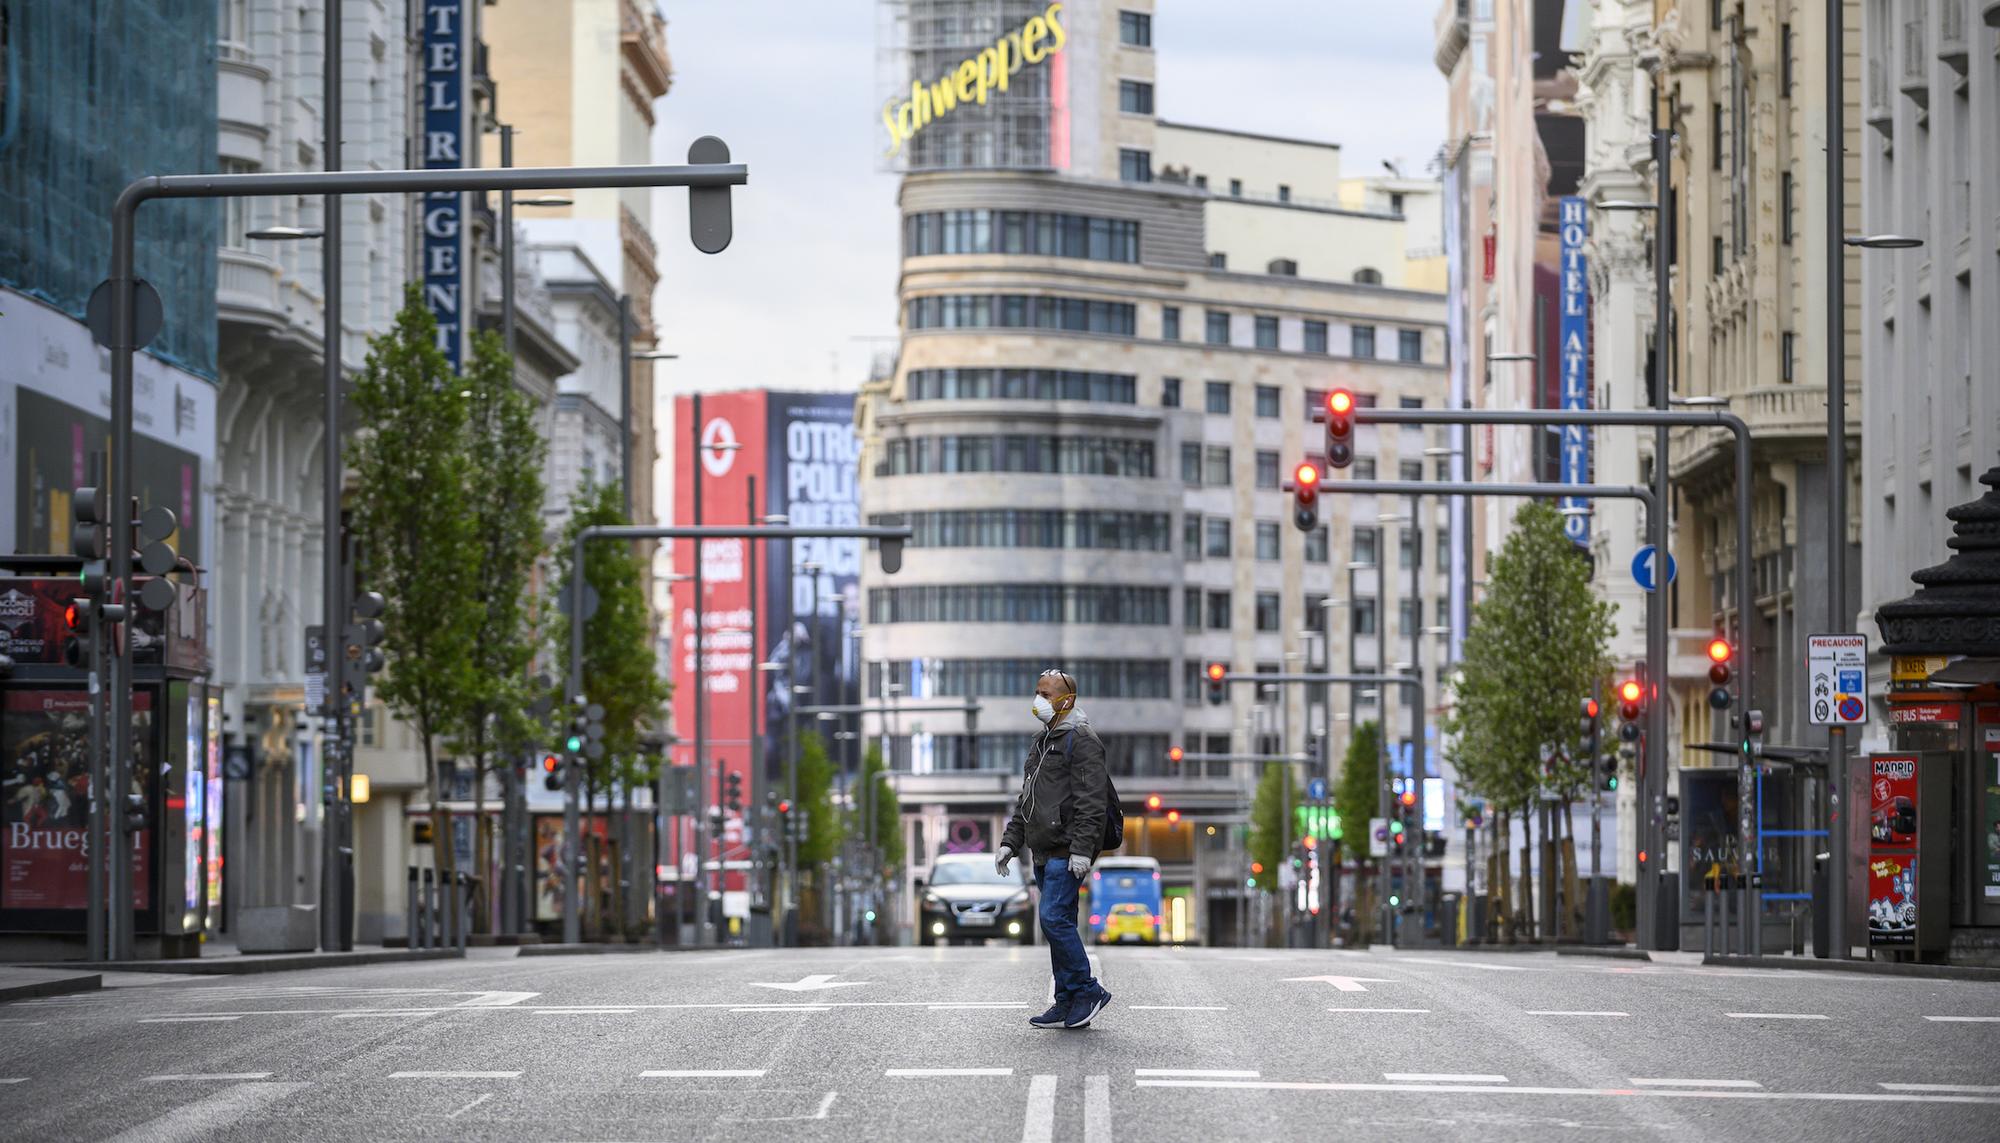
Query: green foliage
1442 502 1617 811
1335 720 1384 858
1609 880 1637 932
1247 760 1301 893
348 287 479 776
797 731 845 866
857 742 904 871
450 330 548 771
557 481 668 790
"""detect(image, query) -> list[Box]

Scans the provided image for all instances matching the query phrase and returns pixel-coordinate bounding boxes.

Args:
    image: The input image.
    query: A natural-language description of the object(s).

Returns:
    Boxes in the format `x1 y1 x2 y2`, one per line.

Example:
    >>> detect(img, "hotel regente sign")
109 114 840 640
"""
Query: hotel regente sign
881 2 1067 157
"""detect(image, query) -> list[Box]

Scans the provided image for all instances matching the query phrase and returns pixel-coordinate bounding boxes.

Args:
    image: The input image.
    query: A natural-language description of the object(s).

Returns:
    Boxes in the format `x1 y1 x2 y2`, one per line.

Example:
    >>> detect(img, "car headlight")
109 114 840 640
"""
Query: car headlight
1004 889 1030 910
922 892 946 910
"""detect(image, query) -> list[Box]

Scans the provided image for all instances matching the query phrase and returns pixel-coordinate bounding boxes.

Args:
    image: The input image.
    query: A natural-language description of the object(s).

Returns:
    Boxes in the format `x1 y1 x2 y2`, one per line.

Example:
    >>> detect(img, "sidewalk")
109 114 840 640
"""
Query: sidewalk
11 939 464 976
1703 952 2000 982
0 966 101 1003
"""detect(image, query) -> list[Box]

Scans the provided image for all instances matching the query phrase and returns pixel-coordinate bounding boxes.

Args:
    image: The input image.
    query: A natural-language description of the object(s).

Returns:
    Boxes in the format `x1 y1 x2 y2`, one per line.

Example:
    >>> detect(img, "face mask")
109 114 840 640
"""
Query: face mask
1031 695 1056 723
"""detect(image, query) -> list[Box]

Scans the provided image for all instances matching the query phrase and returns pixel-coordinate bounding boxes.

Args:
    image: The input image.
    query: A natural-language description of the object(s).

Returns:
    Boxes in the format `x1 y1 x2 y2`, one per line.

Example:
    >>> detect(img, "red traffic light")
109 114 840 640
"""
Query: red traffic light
776 799 791 814
1165 809 1180 825
1294 462 1320 488
1146 794 1163 811
1250 861 1264 875
541 754 561 773
1167 745 1184 763
1582 697 1599 719
63 601 84 630
1706 637 1732 664
1399 790 1417 808
1327 389 1354 416
1205 662 1227 681
1618 679 1643 704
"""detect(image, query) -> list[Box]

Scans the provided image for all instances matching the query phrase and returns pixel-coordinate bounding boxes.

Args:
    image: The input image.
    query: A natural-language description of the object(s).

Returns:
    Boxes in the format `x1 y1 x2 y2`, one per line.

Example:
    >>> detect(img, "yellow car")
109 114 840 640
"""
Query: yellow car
1096 901 1159 944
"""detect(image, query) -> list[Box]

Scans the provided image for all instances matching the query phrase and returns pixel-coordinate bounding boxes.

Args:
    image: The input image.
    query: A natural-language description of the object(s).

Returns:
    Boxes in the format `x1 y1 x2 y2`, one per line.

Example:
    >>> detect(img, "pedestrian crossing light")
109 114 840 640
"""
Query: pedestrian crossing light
1205 661 1227 706
1324 389 1357 469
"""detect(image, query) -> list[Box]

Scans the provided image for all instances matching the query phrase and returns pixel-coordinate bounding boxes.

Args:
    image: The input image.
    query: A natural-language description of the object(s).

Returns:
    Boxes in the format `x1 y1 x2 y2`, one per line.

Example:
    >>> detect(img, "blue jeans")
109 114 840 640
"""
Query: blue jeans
1036 857 1099 1002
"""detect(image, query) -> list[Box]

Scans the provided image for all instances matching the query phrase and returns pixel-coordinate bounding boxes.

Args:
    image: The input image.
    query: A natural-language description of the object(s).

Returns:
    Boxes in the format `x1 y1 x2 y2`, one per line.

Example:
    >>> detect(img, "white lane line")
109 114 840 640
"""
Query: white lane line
141 1074 274 1083
641 1070 768 1078
813 1092 838 1119
1630 1078 1763 1089
1022 1074 1057 1143
1725 1013 1829 1020
455 991 539 1007
1135 1069 1259 1078
103 1082 307 1143
1084 1074 1111 1143
1924 1016 2000 1023
0 1078 27 1084
388 1071 522 1080
531 1009 636 1016
1132 1079 2000 1104
1386 1073 1509 1084
887 1068 1015 1077
446 1093 492 1120
928 1003 1030 1010
731 1006 830 1013
1327 1008 1430 1014
138 1016 242 1023
1391 958 1530 972
1879 1083 2000 1094
0 1021 47 1026
1526 1011 1628 1017
1130 1006 1227 1011
333 1010 438 1020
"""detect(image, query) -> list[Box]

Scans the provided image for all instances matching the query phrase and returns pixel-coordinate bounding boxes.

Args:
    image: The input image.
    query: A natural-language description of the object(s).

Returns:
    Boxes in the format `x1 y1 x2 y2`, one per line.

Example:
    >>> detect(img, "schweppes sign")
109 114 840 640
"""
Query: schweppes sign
882 2 1066 157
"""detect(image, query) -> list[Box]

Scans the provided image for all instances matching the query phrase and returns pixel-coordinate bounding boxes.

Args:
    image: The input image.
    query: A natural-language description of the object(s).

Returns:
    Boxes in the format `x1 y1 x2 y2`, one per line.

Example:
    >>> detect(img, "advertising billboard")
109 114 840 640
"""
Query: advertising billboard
2 689 153 916
1868 754 1921 946
881 0 1072 172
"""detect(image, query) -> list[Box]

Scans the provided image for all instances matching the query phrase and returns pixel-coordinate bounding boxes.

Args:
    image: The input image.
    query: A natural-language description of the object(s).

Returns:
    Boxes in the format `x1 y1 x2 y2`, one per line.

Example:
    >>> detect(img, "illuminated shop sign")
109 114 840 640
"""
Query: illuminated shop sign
882 2 1066 157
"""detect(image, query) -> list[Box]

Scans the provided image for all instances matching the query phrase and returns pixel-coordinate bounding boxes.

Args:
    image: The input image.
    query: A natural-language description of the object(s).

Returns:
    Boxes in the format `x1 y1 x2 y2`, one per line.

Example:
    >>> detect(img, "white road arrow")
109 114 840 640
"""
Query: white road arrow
1280 975 1396 993
455 991 540 1007
749 974 871 993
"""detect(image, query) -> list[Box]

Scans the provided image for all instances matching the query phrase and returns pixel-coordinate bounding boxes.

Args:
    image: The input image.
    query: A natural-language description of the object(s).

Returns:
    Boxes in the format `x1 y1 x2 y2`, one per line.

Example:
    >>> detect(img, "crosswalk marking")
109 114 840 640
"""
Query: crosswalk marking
1879 1083 2000 1093
888 1068 1014 1077
388 1071 522 1080
1725 1013 1828 1020
641 1070 767 1078
141 1074 273 1083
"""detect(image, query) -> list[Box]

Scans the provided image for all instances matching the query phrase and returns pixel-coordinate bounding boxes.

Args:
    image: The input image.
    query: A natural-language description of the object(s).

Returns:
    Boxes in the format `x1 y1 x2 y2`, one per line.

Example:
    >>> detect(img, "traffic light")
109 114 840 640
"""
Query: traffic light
1290 461 1321 532
1165 809 1180 825
1324 389 1356 469
1145 793 1163 812
1205 661 1227 706
1617 678 1644 742
567 703 607 759
542 753 562 792
1398 787 1417 811
725 770 744 814
1167 745 1184 769
1706 636 1734 710
130 505 181 614
349 590 387 676
61 600 88 668
1743 707 1765 760
1389 818 1407 852
122 791 147 834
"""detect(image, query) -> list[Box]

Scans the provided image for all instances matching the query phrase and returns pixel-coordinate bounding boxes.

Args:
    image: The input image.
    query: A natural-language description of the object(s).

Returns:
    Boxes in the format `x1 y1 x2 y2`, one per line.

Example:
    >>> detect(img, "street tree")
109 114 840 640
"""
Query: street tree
449 330 547 932
1441 501 1615 942
795 731 846 944
348 287 480 907
1334 720 1384 941
856 741 904 874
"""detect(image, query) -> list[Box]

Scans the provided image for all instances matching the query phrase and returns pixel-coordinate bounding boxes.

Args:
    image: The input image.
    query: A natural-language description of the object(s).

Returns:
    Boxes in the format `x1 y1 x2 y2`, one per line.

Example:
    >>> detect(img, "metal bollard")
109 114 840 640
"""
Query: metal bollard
421 867 437 949
406 867 419 950
456 873 469 953
1703 888 1715 956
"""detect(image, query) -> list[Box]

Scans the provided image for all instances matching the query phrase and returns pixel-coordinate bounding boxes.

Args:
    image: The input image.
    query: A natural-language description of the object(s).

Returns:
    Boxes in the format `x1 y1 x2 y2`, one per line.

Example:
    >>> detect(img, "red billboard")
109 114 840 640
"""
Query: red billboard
1868 754 1921 946
2 689 152 912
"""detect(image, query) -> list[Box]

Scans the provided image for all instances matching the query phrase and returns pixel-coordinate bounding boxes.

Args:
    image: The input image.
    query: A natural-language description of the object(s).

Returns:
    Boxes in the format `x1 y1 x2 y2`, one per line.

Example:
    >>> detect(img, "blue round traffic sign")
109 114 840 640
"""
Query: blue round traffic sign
1632 545 1677 592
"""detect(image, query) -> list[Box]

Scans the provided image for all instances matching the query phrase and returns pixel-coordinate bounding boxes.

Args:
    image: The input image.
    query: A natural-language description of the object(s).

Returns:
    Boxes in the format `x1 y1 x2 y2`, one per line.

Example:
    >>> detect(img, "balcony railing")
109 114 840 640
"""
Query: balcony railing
1900 3 1930 108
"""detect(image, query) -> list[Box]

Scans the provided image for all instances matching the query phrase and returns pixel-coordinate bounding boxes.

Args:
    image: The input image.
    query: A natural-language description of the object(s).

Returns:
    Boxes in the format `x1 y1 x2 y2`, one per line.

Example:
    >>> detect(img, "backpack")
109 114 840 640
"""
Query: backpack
1063 728 1125 853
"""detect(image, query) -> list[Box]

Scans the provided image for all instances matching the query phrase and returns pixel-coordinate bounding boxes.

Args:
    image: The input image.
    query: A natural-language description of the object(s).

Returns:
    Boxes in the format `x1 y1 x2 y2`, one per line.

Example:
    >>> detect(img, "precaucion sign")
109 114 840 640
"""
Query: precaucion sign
1808 633 1869 726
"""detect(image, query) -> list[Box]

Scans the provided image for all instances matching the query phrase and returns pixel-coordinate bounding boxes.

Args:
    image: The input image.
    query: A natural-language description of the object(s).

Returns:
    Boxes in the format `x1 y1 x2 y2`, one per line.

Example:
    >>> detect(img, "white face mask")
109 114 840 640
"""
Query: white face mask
1031 695 1056 724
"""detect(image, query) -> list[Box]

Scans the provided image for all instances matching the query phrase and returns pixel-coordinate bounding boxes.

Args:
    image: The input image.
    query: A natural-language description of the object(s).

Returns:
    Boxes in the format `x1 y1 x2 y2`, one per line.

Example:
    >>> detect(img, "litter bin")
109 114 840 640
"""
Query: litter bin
1439 892 1462 947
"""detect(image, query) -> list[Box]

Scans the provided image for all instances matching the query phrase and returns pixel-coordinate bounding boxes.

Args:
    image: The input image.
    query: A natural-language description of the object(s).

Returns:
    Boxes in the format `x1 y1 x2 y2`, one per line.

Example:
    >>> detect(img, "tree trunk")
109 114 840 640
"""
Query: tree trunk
425 737 459 946
1519 802 1537 943
472 737 490 935
1493 810 1511 944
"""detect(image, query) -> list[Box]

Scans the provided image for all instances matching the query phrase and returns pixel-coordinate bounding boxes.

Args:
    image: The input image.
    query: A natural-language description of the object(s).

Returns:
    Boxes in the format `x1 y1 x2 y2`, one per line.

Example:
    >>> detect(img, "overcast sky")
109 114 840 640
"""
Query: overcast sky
647 0 1446 401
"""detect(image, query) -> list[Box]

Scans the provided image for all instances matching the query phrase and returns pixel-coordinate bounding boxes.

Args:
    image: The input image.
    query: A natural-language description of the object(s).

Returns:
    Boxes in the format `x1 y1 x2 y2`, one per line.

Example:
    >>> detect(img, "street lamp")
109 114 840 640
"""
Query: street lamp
244 225 324 240
1487 352 1537 363
1670 396 1731 407
1596 200 1659 213
1843 234 1924 249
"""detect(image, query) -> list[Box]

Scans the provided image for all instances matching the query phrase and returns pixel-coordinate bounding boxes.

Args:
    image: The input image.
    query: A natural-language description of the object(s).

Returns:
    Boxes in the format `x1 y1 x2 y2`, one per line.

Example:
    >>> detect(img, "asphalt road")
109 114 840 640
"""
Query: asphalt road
2 945 1997 1143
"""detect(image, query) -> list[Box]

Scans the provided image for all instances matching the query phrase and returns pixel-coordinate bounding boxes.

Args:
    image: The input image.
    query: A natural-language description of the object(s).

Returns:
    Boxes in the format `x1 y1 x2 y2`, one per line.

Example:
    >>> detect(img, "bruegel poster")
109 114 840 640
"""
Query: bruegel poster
2 689 152 911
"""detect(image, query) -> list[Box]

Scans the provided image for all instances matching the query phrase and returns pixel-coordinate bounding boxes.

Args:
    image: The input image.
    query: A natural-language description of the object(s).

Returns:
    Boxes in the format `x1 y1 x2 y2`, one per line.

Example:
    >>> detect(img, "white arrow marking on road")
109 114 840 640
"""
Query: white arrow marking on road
1281 974 1397 993
749 974 870 993
456 991 539 1007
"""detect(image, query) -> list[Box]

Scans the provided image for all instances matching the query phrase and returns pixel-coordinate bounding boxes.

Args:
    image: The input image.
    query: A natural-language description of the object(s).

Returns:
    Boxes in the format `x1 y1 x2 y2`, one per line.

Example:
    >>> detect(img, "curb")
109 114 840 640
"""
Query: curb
1556 945 1651 961
1703 954 2000 982
517 943 727 957
11 948 464 976
0 972 102 1003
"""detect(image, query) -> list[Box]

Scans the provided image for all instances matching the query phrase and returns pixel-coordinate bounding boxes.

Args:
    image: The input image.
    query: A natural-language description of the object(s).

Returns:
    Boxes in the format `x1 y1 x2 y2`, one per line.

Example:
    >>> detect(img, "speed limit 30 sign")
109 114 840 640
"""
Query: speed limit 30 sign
1808 633 1869 726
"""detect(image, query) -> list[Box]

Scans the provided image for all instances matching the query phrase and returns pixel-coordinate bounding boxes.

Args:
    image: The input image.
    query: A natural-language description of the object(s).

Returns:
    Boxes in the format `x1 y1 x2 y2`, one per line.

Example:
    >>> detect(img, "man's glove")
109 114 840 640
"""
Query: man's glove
996 846 1014 877
1068 854 1092 880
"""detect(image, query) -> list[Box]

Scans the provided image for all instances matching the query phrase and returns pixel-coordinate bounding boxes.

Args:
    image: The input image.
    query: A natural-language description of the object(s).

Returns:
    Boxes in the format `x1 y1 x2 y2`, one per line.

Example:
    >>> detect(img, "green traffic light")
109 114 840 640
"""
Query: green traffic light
1606 776 1619 790
566 735 583 752
1388 895 1400 907
1245 877 1256 888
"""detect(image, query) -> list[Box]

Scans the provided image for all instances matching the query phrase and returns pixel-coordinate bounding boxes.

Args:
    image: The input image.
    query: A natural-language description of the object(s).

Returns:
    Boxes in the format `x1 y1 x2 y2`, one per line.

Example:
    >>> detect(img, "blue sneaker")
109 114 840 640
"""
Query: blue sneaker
1029 1001 1069 1029
1064 987 1112 1029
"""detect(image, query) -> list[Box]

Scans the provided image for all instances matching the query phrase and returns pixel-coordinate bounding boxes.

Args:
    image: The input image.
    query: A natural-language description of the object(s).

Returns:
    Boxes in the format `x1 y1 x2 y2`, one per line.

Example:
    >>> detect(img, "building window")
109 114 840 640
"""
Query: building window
1120 148 1153 183
1228 178 1243 197
1118 80 1154 115
1209 252 1228 270
1304 388 1326 417
1161 376 1181 407
905 369 1137 403
878 435 1155 477
1256 522 1281 561
1255 450 1280 489
1180 442 1203 486
1398 598 1421 635
1183 515 1202 561
906 294 1137 336
1162 306 1181 341
1184 590 1203 631
1207 591 1233 630
871 660 1171 702
1354 457 1377 481
1267 258 1298 276
1305 593 1329 632
1204 380 1232 415
1353 527 1378 565
1353 267 1383 285
1304 320 1328 353
905 210 1139 263
869 510 1174 551
1398 329 1423 362
1278 184 1292 203
1205 310 1231 345
1254 315 1279 349
1203 445 1231 486
1390 192 1406 214
1399 460 1423 482
1712 103 1724 171
1781 172 1794 245
1781 23 1792 92
1182 659 1202 705
220 157 259 246
1255 592 1281 631
1352 598 1378 635
1205 518 1232 559
1433 456 1452 481
1782 332 1795 382
1435 522 1451 565
1193 174 1208 190
1712 235 1725 276
1352 325 1376 358
1305 525 1329 564
1399 526 1419 568
1119 10 1152 46
1254 385 1280 418
868 585 1175 625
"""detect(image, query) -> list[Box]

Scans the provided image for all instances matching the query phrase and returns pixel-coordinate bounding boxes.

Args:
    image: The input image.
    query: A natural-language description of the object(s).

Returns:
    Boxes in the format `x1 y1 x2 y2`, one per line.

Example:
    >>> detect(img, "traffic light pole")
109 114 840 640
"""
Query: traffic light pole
565 523 913 946
98 149 747 961
1347 406 1753 951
